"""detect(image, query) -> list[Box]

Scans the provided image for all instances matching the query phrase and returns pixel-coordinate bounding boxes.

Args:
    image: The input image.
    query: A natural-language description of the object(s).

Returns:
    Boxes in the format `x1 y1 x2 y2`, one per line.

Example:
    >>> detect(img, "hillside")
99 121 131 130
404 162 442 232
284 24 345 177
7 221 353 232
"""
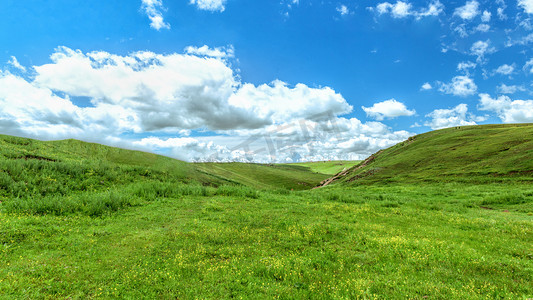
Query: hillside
0 135 328 197
196 163 330 190
321 123 533 186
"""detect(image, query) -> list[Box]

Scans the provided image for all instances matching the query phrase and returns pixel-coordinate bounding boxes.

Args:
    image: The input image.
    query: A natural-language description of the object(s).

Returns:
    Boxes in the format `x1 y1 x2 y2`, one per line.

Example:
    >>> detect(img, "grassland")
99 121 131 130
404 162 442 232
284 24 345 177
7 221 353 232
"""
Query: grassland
0 126 532 299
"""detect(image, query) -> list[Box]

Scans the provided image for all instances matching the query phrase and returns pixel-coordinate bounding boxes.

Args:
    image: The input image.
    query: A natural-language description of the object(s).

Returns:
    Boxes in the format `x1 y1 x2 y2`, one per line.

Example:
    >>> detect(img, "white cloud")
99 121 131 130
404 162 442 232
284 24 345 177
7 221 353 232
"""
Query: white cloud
518 0 533 14
373 1 444 19
438 76 477 97
362 99 416 121
496 0 507 19
190 0 226 12
7 56 26 72
425 104 481 129
524 58 533 73
475 23 490 32
497 84 526 94
133 117 413 162
493 64 515 75
337 5 350 16
479 93 533 123
1 46 416 163
497 7 507 20
417 0 445 18
453 1 479 20
421 82 433 90
32 47 354 132
519 18 533 30
470 40 495 63
229 80 352 124
376 1 412 18
134 136 238 162
184 45 234 58
481 10 491 22
457 61 477 73
0 70 140 141
454 24 469 38
504 33 533 47
141 0 170 30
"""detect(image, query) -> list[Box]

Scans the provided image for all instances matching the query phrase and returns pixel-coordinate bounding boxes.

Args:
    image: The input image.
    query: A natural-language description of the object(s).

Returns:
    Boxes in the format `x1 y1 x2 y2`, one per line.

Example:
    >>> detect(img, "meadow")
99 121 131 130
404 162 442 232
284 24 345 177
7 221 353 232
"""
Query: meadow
0 125 532 299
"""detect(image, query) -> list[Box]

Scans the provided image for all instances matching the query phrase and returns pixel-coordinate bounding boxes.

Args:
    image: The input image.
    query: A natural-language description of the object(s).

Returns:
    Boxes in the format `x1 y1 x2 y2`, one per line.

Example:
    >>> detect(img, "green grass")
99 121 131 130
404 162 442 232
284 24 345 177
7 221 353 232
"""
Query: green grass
0 130 532 299
1 184 531 298
284 160 360 175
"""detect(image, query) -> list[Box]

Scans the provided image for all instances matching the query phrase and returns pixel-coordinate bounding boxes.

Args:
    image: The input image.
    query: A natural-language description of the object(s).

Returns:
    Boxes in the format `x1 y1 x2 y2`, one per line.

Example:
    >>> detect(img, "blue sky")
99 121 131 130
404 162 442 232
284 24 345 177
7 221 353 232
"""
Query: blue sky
1 0 532 162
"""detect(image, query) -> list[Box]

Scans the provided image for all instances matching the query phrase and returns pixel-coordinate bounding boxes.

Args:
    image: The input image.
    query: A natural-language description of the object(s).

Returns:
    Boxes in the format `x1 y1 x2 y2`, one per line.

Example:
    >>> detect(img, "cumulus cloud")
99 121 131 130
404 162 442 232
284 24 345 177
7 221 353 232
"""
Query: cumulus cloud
457 61 477 73
0 46 414 163
372 0 444 19
362 99 416 121
376 1 412 18
133 136 238 162
32 47 354 132
497 84 526 94
337 5 350 16
478 93 533 123
524 58 533 73
518 0 533 14
190 0 226 12
496 0 507 20
184 45 234 58
481 10 491 22
453 1 480 20
470 40 495 63
134 117 412 162
141 0 170 30
475 23 490 32
229 81 353 126
0 70 139 141
504 33 533 48
421 82 433 90
493 64 515 76
438 75 477 97
497 7 507 20
424 104 483 129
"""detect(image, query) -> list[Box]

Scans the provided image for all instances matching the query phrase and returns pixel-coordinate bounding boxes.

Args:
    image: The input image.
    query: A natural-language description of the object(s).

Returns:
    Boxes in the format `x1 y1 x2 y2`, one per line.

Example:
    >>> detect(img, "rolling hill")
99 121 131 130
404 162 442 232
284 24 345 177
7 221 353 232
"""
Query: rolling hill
0 134 329 197
318 123 533 186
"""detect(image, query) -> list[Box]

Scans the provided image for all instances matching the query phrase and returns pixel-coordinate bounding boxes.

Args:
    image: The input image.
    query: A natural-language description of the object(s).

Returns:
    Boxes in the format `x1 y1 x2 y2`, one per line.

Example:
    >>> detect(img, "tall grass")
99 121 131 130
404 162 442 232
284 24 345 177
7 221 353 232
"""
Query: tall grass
3 191 141 217
2 181 263 217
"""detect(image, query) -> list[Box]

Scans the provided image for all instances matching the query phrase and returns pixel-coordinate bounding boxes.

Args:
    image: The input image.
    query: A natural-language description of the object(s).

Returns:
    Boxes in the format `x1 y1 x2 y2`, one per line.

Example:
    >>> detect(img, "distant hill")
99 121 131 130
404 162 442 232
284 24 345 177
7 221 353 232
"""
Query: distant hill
318 124 533 186
0 135 328 196
283 160 360 175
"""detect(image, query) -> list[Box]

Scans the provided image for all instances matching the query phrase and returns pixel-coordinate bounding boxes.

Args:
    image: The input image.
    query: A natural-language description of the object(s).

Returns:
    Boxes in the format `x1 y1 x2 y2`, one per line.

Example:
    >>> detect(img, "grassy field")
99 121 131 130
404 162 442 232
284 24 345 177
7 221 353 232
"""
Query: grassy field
0 127 532 299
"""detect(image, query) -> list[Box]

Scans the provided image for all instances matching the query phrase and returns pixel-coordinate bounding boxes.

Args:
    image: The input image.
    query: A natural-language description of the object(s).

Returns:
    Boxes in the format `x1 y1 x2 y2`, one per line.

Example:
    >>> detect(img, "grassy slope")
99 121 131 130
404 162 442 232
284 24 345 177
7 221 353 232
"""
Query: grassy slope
284 160 360 175
195 163 330 190
0 135 328 194
1 130 532 298
334 123 533 185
